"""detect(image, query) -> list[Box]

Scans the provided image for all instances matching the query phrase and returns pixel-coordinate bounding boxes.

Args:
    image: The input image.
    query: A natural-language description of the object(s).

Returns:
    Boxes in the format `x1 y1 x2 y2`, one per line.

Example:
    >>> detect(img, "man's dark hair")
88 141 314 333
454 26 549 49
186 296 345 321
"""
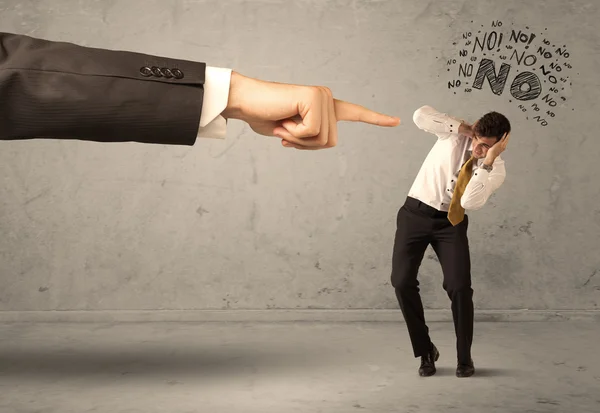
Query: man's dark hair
474 111 511 141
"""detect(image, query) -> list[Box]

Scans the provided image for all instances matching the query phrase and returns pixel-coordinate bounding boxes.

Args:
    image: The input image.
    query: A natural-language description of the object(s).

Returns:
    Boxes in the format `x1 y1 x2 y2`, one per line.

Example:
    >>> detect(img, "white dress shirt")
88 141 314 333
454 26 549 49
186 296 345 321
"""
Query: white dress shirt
196 66 232 139
407 105 506 212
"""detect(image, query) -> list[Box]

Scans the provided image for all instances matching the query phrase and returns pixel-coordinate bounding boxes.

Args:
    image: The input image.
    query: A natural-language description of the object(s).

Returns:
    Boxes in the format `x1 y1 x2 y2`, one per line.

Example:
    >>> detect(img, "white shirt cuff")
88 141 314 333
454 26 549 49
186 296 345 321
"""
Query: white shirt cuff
471 167 491 183
446 117 461 134
197 66 232 139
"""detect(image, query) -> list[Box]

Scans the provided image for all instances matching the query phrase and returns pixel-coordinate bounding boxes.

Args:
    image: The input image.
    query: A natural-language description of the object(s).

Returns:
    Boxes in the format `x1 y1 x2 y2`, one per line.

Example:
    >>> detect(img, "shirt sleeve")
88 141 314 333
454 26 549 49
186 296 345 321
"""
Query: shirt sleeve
461 157 506 210
196 66 232 139
412 105 462 139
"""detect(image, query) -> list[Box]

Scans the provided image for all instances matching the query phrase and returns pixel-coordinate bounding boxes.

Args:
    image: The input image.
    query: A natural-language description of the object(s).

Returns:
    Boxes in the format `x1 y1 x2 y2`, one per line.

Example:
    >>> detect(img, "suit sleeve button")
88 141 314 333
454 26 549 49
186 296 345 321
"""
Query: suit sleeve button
171 68 184 79
139 66 152 76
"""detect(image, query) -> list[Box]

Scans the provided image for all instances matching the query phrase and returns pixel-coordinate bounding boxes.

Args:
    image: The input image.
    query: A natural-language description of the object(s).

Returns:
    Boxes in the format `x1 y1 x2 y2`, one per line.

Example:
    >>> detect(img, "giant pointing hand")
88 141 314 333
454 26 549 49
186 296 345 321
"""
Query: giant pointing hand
222 71 401 150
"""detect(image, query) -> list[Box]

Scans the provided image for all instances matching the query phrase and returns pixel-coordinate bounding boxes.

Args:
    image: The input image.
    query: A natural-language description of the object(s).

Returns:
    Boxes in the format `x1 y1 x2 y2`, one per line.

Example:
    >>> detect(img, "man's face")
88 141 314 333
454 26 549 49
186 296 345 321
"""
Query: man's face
470 120 498 159
472 135 498 159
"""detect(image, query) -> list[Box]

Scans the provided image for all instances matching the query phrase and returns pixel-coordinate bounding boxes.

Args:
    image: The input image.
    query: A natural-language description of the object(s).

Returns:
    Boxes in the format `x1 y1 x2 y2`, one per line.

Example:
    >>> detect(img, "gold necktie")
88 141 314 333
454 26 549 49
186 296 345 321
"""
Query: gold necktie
447 156 474 226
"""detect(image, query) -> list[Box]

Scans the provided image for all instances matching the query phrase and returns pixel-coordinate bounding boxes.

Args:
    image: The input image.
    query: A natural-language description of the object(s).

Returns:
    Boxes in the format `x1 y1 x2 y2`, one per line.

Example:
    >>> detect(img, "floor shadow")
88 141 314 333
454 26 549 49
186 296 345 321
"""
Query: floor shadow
472 367 517 377
433 367 455 376
434 366 518 377
0 345 334 378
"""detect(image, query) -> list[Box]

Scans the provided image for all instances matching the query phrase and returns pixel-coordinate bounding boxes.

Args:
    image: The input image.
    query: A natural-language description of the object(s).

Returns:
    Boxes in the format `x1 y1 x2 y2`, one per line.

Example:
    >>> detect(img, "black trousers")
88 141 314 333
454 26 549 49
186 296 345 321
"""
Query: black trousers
390 197 474 364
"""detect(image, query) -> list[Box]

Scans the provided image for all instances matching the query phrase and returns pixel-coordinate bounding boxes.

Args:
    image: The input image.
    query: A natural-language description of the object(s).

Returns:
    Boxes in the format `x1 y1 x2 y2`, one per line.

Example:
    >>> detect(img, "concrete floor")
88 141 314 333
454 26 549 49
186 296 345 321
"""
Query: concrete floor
0 321 599 413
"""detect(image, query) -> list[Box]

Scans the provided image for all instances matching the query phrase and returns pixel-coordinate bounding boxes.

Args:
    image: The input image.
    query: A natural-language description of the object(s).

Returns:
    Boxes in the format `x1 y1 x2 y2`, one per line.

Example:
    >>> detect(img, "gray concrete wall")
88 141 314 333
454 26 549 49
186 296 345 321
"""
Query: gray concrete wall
0 0 598 312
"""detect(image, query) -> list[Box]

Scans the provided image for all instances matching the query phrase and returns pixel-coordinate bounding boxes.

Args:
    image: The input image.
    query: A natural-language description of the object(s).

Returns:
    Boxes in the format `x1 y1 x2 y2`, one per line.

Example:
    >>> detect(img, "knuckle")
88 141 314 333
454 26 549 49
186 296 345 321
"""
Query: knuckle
302 128 317 138
309 86 321 101
305 124 320 137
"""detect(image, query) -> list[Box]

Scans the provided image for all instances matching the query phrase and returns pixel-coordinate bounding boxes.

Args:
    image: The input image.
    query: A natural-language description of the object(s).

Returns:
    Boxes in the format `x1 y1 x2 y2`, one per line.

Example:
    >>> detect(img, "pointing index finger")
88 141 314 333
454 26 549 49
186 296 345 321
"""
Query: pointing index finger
334 99 400 127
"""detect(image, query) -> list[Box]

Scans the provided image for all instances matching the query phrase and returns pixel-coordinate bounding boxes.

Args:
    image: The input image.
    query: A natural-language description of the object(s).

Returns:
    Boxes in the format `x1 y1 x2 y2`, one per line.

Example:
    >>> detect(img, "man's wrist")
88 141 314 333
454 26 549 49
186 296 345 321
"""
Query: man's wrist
483 156 495 167
222 71 244 120
459 122 473 137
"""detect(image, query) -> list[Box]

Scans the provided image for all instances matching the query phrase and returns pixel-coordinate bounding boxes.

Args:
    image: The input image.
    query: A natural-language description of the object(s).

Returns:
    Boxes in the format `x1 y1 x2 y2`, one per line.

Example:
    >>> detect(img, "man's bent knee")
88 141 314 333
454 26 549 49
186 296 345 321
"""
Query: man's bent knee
391 268 419 291
445 284 473 298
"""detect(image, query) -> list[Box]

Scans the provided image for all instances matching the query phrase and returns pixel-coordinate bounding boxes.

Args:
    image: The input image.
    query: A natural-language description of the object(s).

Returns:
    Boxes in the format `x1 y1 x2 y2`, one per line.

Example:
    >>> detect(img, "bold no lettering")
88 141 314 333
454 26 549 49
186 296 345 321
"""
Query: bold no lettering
510 72 542 100
472 59 511 95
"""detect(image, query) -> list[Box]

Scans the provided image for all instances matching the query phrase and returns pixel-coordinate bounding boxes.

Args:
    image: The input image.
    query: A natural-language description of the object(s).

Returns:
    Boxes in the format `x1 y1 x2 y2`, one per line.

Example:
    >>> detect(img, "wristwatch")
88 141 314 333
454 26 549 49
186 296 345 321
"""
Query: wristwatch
480 163 493 172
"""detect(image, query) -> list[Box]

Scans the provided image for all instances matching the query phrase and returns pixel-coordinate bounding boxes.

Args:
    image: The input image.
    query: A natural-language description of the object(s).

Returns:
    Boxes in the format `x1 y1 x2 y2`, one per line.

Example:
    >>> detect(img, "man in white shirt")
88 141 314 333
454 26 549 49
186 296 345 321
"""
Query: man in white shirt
390 105 511 378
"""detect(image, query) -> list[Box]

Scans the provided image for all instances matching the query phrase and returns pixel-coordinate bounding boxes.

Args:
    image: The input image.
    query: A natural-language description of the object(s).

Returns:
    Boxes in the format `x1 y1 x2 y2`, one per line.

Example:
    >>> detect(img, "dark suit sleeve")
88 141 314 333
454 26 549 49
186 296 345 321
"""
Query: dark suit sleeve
0 32 206 145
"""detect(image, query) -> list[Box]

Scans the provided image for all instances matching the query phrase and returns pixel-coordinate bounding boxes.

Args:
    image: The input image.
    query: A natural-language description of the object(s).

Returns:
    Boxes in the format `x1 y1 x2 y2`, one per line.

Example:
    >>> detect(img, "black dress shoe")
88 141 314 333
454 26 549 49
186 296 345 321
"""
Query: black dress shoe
418 344 439 377
456 359 475 377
